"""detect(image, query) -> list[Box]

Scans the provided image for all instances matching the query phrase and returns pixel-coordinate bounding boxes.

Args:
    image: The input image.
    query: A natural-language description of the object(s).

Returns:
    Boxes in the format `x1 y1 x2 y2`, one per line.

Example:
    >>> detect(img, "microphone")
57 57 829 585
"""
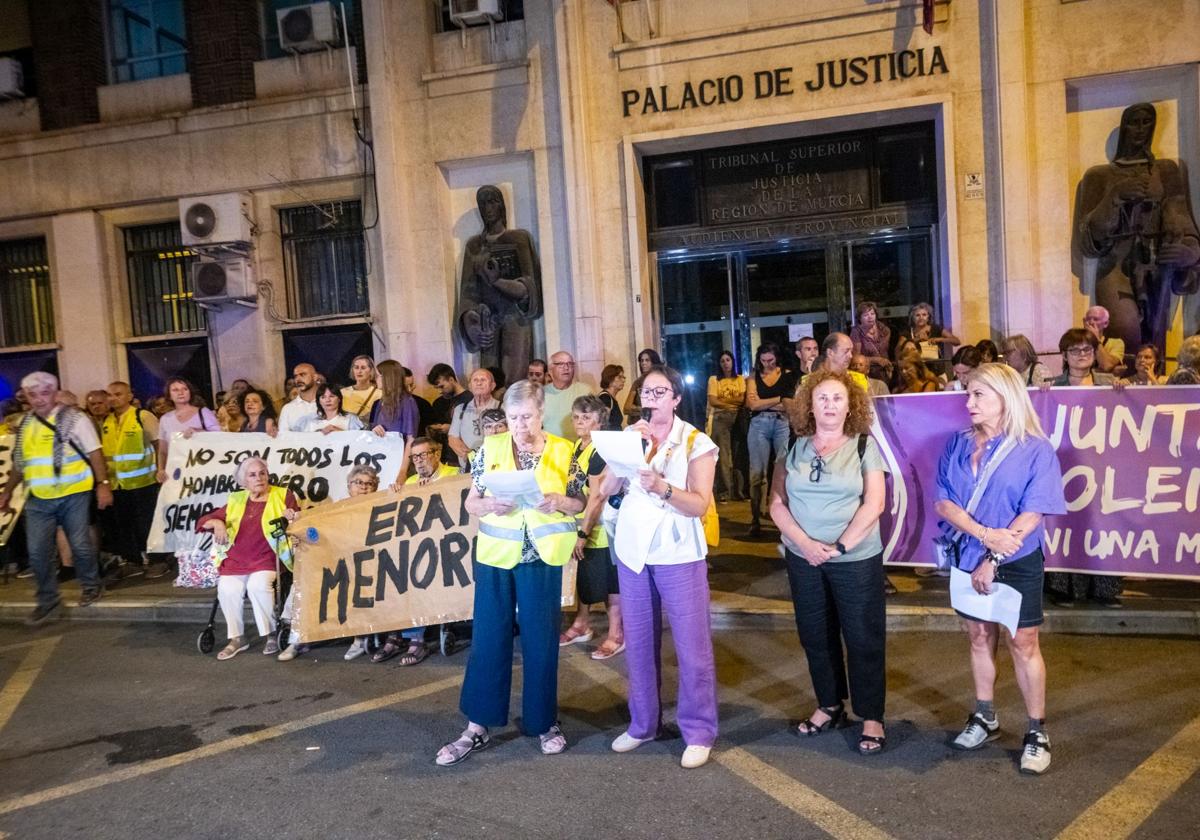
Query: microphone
641 407 654 422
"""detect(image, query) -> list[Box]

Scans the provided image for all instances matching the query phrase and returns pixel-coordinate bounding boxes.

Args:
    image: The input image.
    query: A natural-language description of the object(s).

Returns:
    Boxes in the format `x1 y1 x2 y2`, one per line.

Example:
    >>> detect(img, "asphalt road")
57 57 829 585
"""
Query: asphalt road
0 621 1197 840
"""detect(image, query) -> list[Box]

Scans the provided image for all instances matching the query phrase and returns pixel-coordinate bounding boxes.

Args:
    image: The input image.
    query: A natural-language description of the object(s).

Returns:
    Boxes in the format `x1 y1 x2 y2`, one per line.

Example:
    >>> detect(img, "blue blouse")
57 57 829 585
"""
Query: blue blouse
935 431 1066 572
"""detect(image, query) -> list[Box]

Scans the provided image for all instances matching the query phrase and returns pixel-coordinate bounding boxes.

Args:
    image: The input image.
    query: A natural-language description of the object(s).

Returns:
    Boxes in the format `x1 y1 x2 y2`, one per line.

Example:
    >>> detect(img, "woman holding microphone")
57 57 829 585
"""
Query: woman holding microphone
934 363 1066 775
601 365 719 769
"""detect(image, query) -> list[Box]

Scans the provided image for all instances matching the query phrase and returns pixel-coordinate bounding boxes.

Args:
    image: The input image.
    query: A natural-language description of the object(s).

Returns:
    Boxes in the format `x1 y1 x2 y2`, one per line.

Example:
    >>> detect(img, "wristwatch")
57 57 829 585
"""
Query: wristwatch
660 484 673 502
835 541 848 555
577 529 588 540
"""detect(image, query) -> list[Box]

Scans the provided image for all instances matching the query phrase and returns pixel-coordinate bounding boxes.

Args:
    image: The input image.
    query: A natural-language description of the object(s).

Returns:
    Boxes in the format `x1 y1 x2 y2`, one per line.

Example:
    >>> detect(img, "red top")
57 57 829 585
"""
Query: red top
197 492 299 576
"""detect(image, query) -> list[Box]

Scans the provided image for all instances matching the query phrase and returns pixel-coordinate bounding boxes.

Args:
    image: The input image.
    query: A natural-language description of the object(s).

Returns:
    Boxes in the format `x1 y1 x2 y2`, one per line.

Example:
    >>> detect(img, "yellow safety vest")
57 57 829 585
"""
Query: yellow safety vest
216 486 294 571
20 411 94 499
572 439 608 549
102 408 157 490
404 464 460 485
475 432 577 569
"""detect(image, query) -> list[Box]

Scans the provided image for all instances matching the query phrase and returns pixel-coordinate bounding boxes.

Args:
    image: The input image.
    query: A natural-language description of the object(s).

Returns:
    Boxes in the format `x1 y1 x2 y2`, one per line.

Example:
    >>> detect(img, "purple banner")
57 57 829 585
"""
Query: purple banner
874 386 1200 580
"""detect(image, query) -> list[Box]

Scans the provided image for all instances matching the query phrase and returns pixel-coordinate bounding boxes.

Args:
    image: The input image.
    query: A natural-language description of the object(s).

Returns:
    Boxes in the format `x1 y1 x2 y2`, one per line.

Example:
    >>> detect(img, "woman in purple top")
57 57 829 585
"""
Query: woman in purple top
849 300 892 369
934 363 1066 776
368 360 415 489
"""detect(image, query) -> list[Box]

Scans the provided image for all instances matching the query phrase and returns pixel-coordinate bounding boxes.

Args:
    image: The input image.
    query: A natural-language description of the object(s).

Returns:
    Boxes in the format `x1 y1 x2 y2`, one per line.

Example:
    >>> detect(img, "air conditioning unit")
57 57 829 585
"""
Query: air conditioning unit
179 193 254 248
278 2 344 53
449 0 504 27
0 57 23 99
191 256 256 304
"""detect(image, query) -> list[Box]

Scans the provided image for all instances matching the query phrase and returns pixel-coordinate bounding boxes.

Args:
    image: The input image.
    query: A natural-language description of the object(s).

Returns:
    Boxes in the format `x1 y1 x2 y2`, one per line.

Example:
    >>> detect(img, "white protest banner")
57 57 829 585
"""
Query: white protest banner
148 431 408 554
0 434 26 547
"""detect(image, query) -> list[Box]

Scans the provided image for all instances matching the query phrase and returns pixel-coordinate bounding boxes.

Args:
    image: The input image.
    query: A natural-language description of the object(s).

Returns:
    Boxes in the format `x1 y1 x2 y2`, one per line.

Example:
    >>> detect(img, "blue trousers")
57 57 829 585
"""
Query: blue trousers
25 492 101 609
459 560 562 736
748 412 790 525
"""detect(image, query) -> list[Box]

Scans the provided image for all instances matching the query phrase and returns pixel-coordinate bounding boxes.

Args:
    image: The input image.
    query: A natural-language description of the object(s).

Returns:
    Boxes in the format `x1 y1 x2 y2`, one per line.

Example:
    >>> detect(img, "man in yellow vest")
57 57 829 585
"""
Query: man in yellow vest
0 372 113 624
102 382 161 578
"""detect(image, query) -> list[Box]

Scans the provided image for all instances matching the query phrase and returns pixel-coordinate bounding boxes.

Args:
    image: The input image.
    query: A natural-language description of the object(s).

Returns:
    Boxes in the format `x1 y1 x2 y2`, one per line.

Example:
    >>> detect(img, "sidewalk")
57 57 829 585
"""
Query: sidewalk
2 502 1198 635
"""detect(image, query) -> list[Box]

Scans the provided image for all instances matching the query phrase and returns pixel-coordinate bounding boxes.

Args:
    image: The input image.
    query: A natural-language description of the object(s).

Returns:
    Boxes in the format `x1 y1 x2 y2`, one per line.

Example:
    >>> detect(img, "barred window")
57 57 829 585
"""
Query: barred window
0 237 55 348
280 201 369 319
124 223 204 337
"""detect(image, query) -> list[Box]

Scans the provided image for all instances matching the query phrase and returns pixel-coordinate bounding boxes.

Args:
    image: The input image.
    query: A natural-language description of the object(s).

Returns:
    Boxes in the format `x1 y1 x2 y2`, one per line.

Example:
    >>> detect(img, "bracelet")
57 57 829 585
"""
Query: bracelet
661 484 673 502
980 527 990 544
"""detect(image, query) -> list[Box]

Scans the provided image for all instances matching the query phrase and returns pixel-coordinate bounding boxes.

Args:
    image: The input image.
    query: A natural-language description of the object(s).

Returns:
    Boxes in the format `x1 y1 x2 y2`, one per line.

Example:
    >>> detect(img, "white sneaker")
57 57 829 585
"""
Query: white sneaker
952 713 1000 750
681 745 711 769
611 731 654 753
1019 731 1052 775
344 638 367 661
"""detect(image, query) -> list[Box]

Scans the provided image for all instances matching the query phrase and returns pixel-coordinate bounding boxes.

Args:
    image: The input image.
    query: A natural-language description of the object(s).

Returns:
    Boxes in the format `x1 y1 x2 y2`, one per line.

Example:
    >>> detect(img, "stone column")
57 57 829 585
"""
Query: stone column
50 211 117 389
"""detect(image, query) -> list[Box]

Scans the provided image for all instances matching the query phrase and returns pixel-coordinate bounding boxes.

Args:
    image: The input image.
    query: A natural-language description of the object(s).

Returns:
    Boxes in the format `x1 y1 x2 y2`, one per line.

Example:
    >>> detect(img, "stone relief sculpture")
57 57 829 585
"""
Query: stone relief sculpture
1072 103 1200 354
457 185 543 386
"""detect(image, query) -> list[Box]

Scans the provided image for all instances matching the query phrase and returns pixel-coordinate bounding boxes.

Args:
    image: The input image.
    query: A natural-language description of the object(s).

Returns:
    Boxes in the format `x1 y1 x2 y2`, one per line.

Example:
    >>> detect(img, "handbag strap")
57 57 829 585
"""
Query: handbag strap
963 435 1018 518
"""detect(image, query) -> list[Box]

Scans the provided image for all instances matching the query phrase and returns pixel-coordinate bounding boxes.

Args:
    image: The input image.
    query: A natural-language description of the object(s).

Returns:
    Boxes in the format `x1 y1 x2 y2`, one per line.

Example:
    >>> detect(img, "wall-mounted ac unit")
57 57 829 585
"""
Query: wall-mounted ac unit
278 2 344 53
179 193 254 248
449 0 504 27
191 256 256 304
0 57 24 99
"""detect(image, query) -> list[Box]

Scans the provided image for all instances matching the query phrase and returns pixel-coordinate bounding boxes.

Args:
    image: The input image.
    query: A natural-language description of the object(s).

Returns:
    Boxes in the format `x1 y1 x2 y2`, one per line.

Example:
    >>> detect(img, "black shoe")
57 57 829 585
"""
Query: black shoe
16 566 35 579
144 561 171 580
26 599 62 626
78 587 103 607
1046 591 1075 607
1092 595 1123 609
747 523 763 539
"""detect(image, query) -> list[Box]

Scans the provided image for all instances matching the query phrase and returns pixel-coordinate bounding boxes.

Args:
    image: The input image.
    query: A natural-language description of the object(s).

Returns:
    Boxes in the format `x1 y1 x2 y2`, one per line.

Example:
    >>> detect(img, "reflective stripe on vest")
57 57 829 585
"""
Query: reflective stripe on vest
20 415 93 499
102 409 157 490
216 486 294 571
474 431 577 569
572 439 609 549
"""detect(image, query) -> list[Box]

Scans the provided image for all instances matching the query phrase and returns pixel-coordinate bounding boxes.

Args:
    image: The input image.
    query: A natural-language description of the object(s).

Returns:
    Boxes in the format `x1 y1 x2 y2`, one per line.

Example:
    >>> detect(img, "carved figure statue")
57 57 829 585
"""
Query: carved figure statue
1072 103 1200 354
457 186 543 386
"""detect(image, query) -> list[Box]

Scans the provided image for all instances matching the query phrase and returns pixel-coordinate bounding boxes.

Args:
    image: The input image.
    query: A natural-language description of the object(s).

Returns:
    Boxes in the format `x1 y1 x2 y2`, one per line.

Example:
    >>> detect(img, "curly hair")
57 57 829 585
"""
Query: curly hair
788 369 874 437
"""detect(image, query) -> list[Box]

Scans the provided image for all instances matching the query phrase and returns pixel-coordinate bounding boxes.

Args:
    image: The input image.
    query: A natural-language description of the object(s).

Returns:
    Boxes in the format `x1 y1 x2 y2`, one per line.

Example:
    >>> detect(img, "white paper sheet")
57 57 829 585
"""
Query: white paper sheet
949 566 1023 636
479 469 545 509
590 430 648 480
787 323 814 342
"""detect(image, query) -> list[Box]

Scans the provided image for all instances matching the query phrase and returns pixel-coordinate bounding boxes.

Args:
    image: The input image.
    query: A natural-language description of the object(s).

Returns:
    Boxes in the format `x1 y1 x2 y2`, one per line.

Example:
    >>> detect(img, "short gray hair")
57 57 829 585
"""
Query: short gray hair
502 379 544 412
234 457 270 487
347 464 380 489
21 371 58 392
1178 335 1200 372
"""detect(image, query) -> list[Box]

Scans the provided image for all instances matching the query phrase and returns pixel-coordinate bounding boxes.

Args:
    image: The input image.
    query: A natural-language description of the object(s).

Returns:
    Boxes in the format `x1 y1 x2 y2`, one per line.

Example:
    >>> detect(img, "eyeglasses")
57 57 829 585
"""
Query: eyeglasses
1067 346 1094 357
809 455 826 483
640 386 674 400
349 479 377 489
552 361 575 368
411 451 437 460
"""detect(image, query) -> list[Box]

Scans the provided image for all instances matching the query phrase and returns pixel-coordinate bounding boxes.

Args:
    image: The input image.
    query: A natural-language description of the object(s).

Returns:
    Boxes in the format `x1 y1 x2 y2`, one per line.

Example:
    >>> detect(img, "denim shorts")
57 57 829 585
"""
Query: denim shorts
955 547 1045 629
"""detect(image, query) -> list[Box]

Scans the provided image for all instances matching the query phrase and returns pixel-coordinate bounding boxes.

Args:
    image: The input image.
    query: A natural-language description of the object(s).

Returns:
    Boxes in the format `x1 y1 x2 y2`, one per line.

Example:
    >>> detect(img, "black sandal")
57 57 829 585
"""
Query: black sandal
372 634 403 663
796 704 845 737
858 733 887 755
398 641 429 667
435 728 491 767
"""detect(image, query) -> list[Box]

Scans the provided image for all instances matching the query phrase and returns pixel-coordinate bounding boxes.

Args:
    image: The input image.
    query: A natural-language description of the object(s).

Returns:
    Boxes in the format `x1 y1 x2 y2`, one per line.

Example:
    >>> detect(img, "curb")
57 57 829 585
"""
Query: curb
2 598 1197 637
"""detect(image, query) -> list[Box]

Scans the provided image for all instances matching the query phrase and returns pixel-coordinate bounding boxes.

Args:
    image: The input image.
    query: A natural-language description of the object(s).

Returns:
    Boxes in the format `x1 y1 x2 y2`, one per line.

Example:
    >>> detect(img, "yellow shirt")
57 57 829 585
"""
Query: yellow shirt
341 386 381 420
404 463 460 485
801 370 871 393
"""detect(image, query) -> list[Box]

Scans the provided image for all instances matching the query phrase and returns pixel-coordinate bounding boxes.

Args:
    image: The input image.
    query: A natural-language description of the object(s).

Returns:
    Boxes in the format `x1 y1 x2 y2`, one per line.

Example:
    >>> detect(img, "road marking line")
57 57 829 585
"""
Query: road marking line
717 748 897 840
1055 713 1200 840
0 637 60 655
0 673 461 817
0 637 61 735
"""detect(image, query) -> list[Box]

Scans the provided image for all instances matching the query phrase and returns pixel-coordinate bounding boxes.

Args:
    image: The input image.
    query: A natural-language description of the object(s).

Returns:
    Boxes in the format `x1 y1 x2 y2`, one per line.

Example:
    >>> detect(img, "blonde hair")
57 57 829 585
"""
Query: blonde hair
968 363 1046 442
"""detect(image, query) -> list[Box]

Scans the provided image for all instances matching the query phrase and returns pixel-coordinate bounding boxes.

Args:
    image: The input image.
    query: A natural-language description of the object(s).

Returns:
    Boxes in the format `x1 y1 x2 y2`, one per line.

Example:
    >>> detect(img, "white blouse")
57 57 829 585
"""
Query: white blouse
613 415 718 573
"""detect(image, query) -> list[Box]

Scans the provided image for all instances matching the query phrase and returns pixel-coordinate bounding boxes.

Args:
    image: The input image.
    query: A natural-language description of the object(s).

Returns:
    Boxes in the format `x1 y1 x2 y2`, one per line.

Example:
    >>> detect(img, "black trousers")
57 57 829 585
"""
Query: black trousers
784 550 887 722
112 484 159 563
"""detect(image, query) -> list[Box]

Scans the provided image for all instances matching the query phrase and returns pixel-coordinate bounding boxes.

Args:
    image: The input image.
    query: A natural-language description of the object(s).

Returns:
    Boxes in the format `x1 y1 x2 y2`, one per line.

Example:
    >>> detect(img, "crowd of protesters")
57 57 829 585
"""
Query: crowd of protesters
1 307 1197 776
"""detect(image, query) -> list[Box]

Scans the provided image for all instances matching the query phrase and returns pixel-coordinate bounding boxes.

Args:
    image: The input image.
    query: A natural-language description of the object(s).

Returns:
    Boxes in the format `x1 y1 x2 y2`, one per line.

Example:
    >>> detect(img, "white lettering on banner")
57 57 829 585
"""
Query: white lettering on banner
1177 533 1200 565
1047 401 1200 456
147 432 408 554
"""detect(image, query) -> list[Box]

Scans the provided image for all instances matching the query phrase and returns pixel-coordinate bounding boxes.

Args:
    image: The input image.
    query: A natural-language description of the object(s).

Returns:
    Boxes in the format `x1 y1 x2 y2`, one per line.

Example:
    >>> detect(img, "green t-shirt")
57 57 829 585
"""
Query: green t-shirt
783 435 889 562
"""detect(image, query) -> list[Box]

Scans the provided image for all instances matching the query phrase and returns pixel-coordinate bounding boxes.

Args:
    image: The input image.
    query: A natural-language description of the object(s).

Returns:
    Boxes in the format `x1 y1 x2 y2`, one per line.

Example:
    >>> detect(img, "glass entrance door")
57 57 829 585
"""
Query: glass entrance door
656 229 938 427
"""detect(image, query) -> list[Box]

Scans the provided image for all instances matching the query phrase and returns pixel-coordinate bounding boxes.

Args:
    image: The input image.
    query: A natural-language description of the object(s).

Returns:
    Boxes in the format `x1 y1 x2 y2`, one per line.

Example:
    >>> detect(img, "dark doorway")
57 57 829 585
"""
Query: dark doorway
126 338 213 407
281 324 373 389
0 350 58 402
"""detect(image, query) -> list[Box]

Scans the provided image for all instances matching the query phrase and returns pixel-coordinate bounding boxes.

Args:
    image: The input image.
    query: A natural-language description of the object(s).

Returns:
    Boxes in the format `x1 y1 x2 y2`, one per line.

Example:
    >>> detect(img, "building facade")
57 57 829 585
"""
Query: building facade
1 0 1198 407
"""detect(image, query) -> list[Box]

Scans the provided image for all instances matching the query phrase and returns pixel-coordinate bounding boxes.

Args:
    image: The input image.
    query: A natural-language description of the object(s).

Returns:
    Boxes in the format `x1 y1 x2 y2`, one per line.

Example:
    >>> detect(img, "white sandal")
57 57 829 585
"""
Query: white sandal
217 637 249 661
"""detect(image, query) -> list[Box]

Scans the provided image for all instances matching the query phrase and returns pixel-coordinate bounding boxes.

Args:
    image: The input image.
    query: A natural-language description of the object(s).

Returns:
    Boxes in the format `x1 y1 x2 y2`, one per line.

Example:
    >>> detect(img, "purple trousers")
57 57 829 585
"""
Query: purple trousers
617 559 718 748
